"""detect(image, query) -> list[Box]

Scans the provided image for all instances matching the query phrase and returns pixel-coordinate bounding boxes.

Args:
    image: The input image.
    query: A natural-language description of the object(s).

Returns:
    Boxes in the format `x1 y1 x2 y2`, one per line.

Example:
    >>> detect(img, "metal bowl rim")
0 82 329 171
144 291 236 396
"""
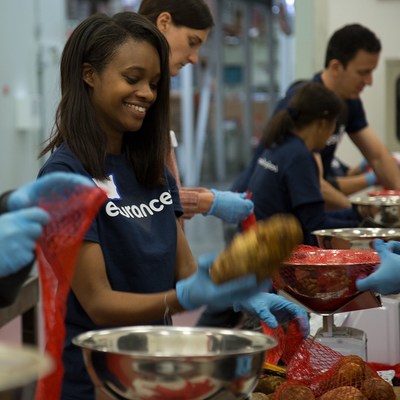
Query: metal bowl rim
72 326 277 358
350 195 400 206
312 227 400 240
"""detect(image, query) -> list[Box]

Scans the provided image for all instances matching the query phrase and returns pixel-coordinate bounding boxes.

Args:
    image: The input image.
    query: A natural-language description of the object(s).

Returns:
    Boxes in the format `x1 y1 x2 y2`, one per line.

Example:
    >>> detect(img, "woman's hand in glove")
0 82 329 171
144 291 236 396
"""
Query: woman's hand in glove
356 239 400 295
176 252 270 311
385 240 400 255
0 207 49 277
205 189 254 224
233 292 310 338
8 172 94 211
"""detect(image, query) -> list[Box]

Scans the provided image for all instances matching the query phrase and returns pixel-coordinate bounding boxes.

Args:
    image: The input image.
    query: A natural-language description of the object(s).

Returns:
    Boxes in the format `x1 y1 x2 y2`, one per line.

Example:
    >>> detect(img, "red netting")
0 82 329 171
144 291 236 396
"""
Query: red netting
34 184 107 400
262 321 396 399
273 248 379 312
241 191 257 232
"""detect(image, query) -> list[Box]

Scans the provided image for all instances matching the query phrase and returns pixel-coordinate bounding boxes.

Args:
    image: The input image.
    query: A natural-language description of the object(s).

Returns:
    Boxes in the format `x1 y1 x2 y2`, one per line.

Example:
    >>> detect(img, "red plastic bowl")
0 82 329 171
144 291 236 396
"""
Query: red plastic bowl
273 249 380 313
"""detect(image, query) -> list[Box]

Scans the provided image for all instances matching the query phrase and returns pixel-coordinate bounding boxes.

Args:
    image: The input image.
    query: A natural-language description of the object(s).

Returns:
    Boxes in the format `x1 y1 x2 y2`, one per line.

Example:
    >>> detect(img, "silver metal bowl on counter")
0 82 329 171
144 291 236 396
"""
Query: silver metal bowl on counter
73 325 276 400
312 227 400 249
0 343 53 400
350 194 400 227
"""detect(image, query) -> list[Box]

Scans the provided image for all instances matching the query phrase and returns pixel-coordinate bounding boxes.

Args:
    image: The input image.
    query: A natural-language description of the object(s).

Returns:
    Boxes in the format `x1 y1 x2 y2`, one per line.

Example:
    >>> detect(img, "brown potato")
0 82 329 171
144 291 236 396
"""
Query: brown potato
277 384 315 400
362 377 396 400
317 355 366 394
320 386 367 400
210 214 303 283
338 355 365 369
254 375 286 395
251 393 271 400
336 362 364 387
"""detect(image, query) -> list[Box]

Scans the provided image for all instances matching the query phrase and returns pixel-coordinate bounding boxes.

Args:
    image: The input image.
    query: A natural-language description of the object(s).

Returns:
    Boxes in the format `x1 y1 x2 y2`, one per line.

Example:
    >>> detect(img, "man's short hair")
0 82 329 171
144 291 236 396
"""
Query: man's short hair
324 24 381 68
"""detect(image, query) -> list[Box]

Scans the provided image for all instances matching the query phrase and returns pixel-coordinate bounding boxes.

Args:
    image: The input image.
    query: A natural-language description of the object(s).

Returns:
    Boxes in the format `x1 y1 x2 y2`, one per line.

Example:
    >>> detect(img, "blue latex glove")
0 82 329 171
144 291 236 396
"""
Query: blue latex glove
0 207 50 277
356 239 400 295
176 253 270 311
364 171 378 186
205 189 254 224
8 172 94 211
385 240 400 254
233 293 310 338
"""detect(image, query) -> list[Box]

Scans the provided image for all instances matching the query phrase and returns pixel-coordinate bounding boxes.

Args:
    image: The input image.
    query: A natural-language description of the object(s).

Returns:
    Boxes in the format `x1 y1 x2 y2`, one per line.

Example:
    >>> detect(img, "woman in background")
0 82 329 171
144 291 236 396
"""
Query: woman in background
139 0 254 225
248 82 362 245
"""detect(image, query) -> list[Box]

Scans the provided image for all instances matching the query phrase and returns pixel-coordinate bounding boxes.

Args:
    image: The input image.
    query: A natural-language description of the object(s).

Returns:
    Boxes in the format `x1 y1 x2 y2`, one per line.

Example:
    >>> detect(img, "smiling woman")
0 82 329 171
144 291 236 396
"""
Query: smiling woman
81 40 160 150
36 12 186 400
35 11 282 400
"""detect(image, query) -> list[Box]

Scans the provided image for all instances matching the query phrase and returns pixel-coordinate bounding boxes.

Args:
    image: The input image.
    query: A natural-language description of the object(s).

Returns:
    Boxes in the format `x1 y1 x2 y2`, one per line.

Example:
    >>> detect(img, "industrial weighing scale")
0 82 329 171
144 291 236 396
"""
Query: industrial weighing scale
279 289 382 360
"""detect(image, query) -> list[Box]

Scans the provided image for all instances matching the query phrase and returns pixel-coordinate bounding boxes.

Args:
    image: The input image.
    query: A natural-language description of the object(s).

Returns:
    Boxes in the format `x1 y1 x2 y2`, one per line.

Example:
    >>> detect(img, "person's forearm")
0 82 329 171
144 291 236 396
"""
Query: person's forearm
179 188 214 215
335 175 370 195
320 178 351 209
371 156 400 189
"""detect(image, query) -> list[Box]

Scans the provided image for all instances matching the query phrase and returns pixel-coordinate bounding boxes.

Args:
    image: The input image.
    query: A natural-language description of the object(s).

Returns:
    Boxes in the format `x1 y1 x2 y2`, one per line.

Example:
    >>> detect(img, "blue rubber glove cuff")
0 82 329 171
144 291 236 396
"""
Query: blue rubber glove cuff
364 171 377 186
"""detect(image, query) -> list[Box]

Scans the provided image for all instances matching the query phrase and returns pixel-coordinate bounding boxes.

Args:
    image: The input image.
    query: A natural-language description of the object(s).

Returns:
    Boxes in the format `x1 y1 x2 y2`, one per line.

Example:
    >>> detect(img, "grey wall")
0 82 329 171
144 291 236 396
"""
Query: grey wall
0 0 65 192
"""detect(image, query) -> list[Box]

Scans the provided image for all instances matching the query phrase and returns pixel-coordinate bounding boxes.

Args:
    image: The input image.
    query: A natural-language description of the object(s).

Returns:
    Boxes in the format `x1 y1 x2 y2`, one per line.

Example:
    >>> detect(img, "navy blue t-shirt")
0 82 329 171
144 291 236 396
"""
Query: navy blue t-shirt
232 73 368 192
247 135 360 245
38 143 183 400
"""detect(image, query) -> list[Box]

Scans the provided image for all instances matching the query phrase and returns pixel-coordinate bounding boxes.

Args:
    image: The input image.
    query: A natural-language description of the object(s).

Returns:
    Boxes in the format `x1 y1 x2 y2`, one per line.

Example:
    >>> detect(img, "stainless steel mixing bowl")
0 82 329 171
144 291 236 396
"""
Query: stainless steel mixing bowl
273 249 379 313
350 194 400 227
312 227 400 249
0 343 53 400
73 326 276 400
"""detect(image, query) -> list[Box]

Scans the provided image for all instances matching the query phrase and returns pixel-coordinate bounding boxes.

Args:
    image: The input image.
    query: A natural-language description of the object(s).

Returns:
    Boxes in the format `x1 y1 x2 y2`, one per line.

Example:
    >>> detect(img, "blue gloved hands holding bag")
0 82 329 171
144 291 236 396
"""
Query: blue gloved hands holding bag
356 239 400 295
205 189 254 224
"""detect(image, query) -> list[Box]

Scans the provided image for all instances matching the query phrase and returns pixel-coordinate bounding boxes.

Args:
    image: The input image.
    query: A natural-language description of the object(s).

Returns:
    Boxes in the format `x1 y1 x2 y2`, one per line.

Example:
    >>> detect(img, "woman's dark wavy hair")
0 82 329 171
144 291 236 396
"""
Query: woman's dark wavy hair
138 0 214 30
262 82 344 148
324 23 381 68
39 12 171 187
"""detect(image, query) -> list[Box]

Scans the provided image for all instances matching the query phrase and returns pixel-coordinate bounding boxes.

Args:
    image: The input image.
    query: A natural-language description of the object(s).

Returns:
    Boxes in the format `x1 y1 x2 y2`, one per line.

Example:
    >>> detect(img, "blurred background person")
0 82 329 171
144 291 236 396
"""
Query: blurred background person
139 0 254 226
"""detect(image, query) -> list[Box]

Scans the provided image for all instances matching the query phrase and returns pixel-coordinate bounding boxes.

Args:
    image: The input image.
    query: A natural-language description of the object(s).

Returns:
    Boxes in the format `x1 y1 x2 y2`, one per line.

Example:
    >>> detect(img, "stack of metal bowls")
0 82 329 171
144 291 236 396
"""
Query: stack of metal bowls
312 227 400 249
73 326 277 400
350 191 400 228
0 343 53 400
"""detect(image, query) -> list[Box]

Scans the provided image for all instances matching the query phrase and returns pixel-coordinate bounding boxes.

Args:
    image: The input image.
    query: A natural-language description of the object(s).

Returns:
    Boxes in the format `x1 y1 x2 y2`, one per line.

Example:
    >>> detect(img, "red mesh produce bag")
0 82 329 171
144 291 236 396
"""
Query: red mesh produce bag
34 184 107 400
262 320 396 399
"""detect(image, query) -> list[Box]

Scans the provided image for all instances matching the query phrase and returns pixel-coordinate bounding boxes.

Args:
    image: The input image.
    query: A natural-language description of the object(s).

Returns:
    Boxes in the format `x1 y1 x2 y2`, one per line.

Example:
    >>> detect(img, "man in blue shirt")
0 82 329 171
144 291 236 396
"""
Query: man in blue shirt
233 24 400 209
